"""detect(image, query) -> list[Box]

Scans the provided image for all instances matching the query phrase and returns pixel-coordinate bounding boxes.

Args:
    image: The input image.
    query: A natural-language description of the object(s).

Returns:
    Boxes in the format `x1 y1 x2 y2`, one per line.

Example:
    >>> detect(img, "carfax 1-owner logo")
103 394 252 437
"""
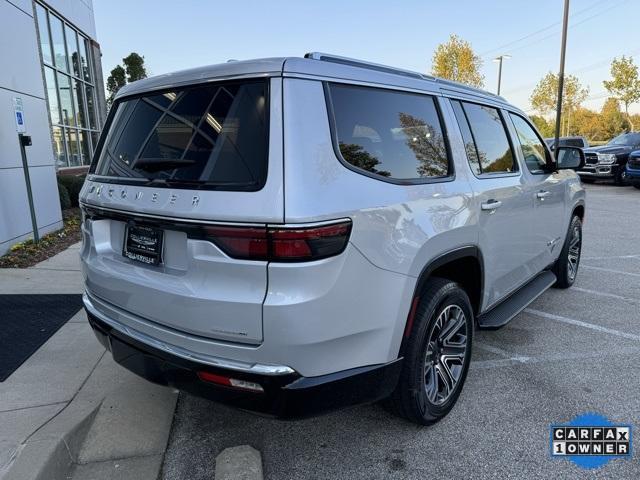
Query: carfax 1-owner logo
550 413 632 469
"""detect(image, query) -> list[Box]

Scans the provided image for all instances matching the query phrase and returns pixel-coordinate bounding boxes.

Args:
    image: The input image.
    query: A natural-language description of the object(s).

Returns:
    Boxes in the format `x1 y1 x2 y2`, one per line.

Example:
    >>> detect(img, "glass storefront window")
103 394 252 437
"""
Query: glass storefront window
85 85 97 129
71 78 84 127
78 130 91 164
79 37 92 82
65 25 80 78
36 2 101 168
52 127 66 168
91 131 100 153
66 129 80 166
44 67 60 124
49 15 68 72
57 73 74 125
35 4 52 65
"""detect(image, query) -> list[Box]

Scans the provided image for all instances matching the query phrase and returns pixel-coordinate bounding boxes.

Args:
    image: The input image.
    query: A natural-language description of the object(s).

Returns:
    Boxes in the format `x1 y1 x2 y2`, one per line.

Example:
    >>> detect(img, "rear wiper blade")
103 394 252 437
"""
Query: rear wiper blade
133 158 197 172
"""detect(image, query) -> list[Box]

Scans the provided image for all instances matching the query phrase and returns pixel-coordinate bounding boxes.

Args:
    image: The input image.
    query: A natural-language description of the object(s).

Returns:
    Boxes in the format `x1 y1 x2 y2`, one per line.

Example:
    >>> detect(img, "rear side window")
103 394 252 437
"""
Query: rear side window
451 100 517 175
93 80 269 191
327 84 450 181
509 113 548 174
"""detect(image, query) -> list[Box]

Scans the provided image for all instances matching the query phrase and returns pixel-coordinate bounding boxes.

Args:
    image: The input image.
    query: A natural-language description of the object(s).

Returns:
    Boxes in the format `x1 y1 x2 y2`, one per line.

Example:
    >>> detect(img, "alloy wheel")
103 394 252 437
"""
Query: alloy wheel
567 223 581 281
423 305 468 405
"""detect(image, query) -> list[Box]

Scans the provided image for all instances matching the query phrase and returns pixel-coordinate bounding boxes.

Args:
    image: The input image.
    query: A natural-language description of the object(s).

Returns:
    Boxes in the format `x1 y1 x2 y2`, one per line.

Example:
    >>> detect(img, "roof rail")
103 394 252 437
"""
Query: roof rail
304 52 507 102
304 52 435 82
436 77 506 101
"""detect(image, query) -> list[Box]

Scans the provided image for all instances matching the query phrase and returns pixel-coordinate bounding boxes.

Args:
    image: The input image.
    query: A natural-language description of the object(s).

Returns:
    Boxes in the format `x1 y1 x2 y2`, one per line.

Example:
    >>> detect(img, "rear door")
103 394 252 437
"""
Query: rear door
450 100 537 308
80 78 283 344
506 112 565 272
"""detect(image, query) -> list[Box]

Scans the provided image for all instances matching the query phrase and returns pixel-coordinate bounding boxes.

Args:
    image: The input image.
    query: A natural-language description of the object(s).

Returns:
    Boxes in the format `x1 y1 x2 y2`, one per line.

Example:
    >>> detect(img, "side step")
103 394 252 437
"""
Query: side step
477 270 557 329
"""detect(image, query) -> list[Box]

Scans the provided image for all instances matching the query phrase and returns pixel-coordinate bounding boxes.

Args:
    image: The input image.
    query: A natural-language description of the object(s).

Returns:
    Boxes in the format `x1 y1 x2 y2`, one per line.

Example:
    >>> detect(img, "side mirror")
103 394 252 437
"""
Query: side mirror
555 146 585 170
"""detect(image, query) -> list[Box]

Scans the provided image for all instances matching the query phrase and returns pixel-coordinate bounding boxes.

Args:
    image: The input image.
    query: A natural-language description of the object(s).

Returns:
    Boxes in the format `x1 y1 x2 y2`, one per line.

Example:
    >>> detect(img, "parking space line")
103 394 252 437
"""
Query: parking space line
572 287 639 304
582 254 640 261
472 346 640 370
475 341 530 363
525 308 640 342
581 265 640 277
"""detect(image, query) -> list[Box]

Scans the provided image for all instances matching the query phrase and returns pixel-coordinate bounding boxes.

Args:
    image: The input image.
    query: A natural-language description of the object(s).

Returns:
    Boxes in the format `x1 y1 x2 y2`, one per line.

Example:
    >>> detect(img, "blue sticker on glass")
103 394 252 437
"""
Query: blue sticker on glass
550 413 632 469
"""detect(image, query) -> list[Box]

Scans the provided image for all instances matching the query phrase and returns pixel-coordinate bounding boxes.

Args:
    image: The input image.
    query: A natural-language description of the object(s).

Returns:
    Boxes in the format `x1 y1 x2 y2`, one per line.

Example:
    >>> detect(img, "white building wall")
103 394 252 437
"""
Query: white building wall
45 0 96 39
0 0 99 255
0 0 62 255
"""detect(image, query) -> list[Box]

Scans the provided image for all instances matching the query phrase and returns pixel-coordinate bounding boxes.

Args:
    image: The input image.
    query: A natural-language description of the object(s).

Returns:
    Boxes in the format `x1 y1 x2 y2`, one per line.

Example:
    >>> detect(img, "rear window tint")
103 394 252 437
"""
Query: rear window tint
561 138 586 148
327 83 450 181
93 80 268 191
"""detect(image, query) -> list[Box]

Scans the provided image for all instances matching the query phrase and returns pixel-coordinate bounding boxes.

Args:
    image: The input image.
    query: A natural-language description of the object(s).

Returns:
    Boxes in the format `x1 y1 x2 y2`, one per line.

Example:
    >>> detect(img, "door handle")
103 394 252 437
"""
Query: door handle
481 200 502 211
536 190 551 200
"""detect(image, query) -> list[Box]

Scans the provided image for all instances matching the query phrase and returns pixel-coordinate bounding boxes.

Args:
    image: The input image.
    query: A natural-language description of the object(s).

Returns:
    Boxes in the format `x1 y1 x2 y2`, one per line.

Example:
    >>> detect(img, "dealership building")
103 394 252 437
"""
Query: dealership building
0 0 106 255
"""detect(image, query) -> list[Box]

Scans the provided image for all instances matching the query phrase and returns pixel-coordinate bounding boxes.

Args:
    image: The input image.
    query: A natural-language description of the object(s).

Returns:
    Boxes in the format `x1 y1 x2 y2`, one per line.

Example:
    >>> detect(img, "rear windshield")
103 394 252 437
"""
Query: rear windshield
92 80 269 191
560 138 586 148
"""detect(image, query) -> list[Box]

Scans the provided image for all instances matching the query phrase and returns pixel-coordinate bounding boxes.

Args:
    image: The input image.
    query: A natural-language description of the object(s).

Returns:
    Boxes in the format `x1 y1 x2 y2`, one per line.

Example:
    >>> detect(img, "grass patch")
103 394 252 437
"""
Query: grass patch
0 208 82 268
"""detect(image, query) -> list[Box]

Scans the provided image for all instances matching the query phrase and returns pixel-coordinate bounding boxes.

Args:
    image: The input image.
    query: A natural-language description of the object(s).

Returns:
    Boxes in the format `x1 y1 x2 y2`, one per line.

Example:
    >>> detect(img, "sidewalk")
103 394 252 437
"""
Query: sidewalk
0 244 178 480
0 243 84 295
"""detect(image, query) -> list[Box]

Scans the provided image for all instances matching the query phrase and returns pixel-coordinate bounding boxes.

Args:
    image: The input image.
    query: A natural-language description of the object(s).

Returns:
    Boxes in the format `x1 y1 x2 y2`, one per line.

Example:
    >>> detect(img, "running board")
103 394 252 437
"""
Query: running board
477 271 557 329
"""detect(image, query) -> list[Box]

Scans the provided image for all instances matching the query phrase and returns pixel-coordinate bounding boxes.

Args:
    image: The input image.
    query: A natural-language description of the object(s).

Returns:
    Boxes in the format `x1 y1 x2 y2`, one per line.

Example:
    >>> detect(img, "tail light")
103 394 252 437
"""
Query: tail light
204 226 268 259
204 220 352 262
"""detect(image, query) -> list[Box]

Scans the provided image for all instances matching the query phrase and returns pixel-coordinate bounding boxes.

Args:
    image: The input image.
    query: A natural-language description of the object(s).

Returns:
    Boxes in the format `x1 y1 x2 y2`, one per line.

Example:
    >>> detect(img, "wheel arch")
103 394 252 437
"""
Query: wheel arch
399 246 484 356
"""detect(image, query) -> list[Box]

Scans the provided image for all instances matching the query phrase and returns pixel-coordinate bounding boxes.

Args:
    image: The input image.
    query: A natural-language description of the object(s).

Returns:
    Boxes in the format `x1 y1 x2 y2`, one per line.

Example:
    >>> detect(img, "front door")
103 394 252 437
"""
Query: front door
449 100 539 309
506 113 565 273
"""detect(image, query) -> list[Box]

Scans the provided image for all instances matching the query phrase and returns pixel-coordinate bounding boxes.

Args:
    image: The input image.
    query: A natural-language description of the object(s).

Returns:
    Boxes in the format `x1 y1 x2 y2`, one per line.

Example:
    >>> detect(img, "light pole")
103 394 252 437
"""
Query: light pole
554 0 570 151
494 54 511 95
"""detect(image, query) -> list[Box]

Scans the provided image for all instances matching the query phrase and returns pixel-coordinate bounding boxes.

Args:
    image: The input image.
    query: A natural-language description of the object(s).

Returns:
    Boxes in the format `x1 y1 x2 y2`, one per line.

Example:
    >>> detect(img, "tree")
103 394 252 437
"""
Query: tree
530 115 554 137
106 65 126 106
603 56 640 131
599 97 627 139
398 113 448 177
571 108 601 139
431 34 484 88
530 72 589 135
338 143 390 177
106 52 148 106
122 52 148 82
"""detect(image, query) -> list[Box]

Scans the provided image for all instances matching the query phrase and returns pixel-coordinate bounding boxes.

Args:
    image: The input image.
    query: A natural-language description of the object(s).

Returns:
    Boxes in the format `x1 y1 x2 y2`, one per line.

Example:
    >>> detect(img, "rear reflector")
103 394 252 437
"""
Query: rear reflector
197 371 264 393
204 220 352 262
404 296 421 338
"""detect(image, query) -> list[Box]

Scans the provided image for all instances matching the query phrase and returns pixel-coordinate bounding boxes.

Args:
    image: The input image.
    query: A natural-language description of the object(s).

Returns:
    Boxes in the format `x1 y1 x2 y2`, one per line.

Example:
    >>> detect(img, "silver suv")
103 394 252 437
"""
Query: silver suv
80 53 586 425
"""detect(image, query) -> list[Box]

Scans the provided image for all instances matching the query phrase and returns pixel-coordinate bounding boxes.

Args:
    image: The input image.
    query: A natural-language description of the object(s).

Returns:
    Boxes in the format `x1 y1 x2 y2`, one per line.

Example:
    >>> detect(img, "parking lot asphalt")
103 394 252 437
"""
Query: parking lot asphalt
161 183 640 480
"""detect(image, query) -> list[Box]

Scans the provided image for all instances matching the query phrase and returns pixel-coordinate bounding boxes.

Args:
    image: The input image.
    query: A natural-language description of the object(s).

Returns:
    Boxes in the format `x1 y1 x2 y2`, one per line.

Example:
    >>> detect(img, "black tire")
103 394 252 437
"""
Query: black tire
552 215 582 289
581 178 595 184
614 168 626 186
387 277 473 425
634 184 640 190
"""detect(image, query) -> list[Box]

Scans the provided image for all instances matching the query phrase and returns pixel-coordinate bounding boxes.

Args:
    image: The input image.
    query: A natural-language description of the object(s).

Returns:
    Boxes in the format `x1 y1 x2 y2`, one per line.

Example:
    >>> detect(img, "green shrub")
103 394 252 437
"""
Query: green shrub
57 180 71 210
57 175 86 207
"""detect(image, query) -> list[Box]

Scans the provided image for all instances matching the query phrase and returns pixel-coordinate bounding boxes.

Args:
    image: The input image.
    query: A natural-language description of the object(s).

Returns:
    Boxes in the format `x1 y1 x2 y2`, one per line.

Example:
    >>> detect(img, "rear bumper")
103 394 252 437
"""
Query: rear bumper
85 307 402 419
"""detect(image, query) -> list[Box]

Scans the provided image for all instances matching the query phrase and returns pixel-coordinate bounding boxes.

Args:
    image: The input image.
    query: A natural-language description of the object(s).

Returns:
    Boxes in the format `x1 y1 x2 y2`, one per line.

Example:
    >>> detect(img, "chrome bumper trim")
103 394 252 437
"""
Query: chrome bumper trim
578 169 614 177
83 291 296 376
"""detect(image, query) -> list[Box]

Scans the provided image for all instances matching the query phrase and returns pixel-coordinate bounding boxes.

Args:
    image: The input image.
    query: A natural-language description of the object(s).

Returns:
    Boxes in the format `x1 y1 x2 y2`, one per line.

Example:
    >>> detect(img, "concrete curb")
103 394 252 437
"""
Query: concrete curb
3 355 178 480
215 445 263 480
4 403 100 480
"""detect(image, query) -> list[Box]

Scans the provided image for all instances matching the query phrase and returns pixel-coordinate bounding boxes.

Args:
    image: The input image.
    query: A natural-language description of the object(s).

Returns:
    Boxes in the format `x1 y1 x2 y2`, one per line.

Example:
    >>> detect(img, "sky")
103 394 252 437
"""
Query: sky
93 0 640 114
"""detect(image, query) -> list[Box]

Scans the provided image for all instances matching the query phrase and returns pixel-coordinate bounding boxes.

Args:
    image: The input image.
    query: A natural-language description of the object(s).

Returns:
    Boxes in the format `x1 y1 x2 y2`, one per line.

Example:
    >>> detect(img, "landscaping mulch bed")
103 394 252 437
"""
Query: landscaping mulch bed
0 208 82 268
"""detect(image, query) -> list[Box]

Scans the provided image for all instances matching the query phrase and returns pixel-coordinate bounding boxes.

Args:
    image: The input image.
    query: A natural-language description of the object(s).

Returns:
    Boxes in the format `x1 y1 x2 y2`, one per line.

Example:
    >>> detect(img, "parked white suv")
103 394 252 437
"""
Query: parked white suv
80 53 586 425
